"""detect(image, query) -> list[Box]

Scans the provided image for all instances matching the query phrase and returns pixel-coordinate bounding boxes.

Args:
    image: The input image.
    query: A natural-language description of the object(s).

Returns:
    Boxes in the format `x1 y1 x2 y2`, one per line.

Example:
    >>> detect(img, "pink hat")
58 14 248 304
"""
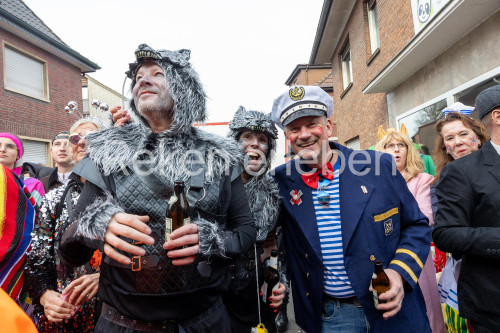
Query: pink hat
0 133 23 160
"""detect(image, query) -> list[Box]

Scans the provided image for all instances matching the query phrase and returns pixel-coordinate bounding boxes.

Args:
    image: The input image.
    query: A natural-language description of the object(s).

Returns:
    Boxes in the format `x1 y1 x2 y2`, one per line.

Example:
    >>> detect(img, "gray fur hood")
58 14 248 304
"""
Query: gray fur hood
84 123 243 184
126 44 206 135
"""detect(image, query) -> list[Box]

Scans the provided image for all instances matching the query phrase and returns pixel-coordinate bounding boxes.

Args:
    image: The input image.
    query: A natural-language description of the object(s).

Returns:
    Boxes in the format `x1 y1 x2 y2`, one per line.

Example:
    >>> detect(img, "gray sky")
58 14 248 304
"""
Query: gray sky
23 0 324 122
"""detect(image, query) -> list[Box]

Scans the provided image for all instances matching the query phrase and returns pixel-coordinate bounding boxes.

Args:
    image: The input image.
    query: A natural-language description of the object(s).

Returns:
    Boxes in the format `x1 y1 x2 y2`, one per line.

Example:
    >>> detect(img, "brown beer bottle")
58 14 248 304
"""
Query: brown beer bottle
262 250 280 308
165 180 190 242
372 260 390 310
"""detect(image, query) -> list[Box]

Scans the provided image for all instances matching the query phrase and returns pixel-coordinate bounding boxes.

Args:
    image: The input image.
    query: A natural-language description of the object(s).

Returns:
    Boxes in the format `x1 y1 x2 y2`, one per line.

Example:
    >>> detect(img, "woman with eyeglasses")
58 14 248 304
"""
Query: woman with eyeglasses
431 110 489 333
375 127 446 333
25 118 106 332
0 133 45 206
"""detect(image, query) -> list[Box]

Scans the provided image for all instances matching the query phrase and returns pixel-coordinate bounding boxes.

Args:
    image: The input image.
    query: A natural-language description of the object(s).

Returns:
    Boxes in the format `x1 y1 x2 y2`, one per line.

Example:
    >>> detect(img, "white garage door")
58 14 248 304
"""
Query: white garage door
18 139 49 167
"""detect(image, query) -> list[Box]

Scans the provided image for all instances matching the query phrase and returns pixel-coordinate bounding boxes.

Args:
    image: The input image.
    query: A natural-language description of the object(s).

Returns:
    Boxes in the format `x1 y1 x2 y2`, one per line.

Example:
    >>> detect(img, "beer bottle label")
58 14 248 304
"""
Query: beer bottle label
262 282 269 303
373 289 380 308
184 217 190 225
165 217 172 241
168 195 178 205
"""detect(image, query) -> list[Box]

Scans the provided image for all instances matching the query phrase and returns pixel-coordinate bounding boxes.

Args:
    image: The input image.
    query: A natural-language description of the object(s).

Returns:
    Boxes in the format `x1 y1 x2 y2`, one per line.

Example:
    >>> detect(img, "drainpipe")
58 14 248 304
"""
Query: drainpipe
305 64 310 85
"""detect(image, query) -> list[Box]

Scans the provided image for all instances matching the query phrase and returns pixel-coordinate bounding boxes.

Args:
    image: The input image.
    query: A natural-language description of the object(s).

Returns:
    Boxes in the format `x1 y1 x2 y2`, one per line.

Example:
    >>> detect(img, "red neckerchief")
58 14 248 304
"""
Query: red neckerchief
301 162 334 189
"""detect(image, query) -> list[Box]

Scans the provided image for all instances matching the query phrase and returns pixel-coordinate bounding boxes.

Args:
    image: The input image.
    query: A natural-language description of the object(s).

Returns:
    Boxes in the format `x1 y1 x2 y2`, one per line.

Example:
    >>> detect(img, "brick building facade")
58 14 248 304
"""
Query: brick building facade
0 1 98 166
302 0 500 150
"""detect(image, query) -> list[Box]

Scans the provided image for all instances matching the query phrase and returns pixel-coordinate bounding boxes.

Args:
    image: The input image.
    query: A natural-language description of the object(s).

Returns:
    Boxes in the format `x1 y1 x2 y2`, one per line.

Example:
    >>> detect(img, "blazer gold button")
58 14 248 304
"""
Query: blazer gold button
306 292 310 297
305 253 309 259
306 272 310 277
370 255 376 261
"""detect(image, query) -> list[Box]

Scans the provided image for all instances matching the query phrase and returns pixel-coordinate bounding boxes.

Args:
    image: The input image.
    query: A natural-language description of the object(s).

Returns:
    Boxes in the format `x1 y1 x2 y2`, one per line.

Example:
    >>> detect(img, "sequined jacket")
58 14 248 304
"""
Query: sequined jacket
25 176 100 332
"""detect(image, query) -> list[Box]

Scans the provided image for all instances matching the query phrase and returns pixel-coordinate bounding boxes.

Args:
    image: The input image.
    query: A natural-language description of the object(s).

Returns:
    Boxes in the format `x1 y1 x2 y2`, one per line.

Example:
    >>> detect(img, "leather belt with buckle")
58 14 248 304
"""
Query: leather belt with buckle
104 255 160 271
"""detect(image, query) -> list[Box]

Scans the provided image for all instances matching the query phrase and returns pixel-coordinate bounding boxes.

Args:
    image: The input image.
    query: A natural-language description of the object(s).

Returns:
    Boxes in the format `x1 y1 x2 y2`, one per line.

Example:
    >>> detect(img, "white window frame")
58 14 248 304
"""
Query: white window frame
341 43 353 90
3 42 49 101
367 0 380 54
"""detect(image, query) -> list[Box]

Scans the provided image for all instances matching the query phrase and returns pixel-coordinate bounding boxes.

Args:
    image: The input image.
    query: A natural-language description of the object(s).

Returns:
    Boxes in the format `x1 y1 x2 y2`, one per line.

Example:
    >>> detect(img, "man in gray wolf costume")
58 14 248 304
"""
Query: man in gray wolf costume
57 44 256 333
224 107 286 333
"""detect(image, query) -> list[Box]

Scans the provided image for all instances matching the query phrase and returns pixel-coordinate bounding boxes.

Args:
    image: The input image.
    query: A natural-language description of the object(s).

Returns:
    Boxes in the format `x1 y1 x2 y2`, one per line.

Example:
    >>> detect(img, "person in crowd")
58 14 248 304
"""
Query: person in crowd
433 85 500 332
375 126 446 333
25 118 105 332
415 143 436 176
0 164 35 301
224 106 285 333
57 44 255 332
270 85 431 333
0 133 45 205
39 131 74 192
431 109 489 333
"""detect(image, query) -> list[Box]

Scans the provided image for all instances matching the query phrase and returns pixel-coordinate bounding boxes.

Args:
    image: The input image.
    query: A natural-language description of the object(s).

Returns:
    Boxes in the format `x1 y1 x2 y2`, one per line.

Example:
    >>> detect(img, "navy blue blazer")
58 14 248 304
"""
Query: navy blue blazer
272 143 431 333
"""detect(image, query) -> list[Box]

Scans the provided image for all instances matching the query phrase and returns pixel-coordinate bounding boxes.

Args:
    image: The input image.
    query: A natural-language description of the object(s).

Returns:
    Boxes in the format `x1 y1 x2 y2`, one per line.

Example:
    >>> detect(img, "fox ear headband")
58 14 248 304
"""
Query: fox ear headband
377 123 408 141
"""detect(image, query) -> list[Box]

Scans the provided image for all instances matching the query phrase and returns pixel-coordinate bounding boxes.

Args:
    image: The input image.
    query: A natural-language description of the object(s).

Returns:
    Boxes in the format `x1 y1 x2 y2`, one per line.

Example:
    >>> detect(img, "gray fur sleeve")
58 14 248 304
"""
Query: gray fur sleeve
195 216 249 259
76 192 124 240
194 217 228 258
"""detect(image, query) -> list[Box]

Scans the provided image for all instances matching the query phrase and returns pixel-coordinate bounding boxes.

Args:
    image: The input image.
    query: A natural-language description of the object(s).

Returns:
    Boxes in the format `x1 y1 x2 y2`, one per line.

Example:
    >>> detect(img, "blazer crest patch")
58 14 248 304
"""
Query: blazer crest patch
384 219 393 236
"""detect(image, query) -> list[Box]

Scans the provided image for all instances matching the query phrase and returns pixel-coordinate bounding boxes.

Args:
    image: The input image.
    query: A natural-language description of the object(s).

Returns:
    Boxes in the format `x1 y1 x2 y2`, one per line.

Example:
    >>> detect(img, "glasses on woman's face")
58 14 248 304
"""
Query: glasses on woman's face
317 177 331 206
68 133 83 145
385 143 406 150
68 131 96 145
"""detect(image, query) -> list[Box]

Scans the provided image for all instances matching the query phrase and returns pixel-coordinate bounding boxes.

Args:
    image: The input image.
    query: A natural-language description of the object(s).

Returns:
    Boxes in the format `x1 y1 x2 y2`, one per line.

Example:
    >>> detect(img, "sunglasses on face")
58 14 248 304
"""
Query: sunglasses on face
68 130 97 145
68 133 83 145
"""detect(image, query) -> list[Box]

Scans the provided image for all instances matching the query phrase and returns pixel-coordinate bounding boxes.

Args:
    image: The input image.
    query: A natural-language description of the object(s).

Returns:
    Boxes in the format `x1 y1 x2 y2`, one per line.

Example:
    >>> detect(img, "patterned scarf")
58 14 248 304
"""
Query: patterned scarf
0 165 35 298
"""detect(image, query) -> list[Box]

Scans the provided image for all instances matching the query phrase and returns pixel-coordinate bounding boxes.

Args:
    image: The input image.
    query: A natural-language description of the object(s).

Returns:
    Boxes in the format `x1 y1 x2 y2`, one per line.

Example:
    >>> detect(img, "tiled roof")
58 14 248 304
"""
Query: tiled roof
0 0 66 45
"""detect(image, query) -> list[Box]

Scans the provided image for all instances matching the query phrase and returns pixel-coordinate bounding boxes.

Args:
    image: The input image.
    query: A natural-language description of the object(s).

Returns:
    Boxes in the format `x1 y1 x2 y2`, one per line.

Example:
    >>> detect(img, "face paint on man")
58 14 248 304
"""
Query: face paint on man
239 130 270 175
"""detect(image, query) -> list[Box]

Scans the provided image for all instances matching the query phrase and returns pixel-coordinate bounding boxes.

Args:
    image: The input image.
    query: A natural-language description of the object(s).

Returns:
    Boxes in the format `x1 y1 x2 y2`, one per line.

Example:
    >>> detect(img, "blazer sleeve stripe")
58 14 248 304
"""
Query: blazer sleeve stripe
395 249 424 269
390 260 418 283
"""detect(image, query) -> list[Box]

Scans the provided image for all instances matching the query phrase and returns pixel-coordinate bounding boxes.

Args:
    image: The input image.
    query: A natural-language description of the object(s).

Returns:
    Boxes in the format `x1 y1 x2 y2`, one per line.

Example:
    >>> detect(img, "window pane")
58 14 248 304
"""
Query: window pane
368 2 380 53
398 99 447 153
341 44 352 89
4 47 45 99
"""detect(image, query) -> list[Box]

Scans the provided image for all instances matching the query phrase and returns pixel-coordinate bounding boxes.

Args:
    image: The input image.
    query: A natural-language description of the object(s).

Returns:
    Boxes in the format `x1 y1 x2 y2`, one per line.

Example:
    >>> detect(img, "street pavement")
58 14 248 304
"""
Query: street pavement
280 288 305 333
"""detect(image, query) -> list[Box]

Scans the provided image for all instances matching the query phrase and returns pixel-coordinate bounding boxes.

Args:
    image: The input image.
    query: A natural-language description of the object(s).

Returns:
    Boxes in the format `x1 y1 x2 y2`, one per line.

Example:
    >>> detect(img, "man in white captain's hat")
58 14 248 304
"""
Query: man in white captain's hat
270 85 431 333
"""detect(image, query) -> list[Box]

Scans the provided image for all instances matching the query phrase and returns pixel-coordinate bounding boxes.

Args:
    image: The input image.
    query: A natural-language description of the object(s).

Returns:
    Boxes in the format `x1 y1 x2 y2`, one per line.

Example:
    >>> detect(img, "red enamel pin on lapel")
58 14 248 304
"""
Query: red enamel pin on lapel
290 189 303 205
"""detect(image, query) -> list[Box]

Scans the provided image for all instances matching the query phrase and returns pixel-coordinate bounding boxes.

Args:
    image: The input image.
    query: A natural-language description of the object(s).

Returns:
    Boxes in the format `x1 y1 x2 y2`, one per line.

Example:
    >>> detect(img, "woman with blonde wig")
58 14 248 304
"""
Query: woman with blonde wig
375 125 446 333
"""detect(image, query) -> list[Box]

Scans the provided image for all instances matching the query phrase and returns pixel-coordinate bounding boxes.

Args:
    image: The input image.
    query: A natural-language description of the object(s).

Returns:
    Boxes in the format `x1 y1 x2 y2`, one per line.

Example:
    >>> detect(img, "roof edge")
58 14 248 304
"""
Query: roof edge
309 0 333 64
285 63 332 85
0 7 100 72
